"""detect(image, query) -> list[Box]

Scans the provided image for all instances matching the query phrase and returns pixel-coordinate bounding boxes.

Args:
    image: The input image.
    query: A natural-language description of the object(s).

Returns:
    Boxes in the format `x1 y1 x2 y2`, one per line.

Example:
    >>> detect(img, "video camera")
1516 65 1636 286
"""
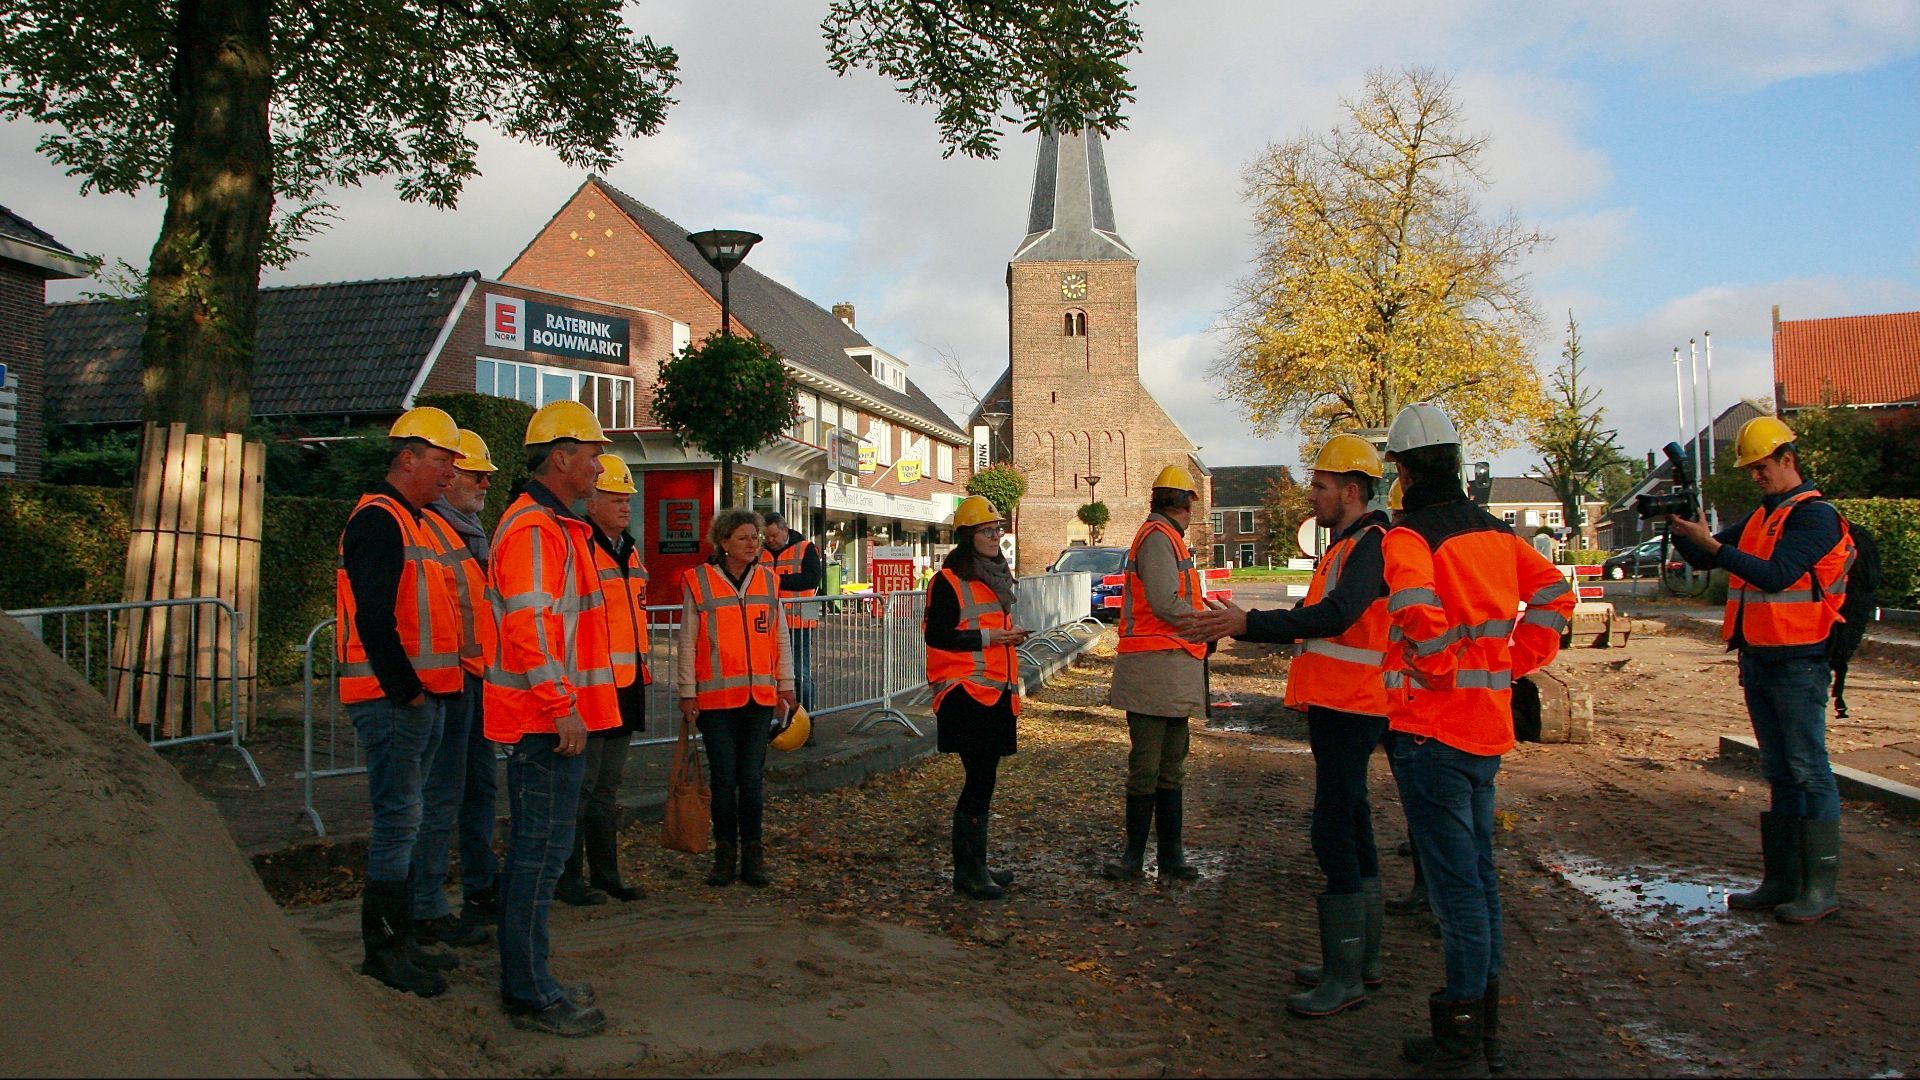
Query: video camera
1634 442 1699 520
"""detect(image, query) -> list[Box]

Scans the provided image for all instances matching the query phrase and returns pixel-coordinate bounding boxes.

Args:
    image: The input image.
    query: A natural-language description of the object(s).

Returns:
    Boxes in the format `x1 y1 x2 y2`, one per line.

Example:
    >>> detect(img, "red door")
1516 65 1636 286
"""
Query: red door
640 468 715 607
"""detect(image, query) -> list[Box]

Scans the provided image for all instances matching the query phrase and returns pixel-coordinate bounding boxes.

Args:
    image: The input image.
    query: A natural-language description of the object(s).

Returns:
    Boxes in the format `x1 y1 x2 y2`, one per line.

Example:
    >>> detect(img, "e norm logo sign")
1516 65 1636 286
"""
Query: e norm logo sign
485 293 630 363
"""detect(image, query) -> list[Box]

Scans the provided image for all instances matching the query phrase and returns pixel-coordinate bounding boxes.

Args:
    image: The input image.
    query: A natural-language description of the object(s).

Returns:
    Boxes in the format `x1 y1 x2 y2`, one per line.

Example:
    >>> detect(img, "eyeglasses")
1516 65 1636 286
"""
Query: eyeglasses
974 524 1005 536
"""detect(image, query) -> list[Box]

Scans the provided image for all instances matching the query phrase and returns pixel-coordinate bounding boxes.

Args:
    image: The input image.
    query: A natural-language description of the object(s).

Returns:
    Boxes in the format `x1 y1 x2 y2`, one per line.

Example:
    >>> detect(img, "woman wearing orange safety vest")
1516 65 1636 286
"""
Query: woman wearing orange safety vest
1104 464 1211 884
1668 416 1854 926
678 508 796 890
925 495 1031 900
336 406 464 1000
555 455 651 907
1183 434 1393 1019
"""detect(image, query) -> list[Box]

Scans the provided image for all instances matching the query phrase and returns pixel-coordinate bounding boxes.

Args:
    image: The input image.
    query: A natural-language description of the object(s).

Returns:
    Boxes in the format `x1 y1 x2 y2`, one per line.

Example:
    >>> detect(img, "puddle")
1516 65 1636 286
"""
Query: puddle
1203 705 1305 737
1546 855 1764 959
1247 745 1311 755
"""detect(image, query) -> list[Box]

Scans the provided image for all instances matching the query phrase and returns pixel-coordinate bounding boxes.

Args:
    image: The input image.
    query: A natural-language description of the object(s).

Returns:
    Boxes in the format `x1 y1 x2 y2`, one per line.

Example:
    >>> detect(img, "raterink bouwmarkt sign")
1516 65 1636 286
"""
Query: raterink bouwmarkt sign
485 293 631 363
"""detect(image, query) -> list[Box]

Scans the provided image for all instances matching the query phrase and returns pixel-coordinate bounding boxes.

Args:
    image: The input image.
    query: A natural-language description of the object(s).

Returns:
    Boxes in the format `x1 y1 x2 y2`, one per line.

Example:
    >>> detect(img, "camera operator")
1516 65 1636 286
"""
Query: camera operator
1664 416 1854 925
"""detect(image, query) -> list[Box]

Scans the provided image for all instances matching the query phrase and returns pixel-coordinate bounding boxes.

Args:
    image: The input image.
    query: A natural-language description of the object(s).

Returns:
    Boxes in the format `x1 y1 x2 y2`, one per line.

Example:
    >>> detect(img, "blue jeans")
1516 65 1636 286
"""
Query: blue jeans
1392 735 1502 1001
1740 653 1841 822
698 704 772 846
349 695 444 883
791 627 815 711
499 734 588 1009
457 673 500 901
412 682 473 918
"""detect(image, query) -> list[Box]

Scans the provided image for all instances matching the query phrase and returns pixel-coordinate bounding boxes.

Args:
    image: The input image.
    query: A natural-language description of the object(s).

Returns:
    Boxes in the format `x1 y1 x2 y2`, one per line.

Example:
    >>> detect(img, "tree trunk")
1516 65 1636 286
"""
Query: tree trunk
141 0 273 434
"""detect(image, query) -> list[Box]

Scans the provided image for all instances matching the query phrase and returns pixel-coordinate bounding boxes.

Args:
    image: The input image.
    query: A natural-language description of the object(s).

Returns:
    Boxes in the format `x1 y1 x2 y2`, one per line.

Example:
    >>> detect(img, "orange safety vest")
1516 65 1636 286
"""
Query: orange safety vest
759 537 819 628
1285 523 1390 717
1116 516 1208 659
483 492 620 742
1723 490 1854 648
593 536 652 689
924 568 1023 716
683 562 781 710
419 509 499 678
335 493 464 704
1381 519 1574 757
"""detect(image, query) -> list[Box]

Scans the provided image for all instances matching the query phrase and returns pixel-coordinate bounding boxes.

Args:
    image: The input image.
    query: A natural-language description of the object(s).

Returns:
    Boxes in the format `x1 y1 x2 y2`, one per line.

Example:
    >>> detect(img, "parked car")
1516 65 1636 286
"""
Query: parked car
1602 537 1684 579
1048 545 1128 619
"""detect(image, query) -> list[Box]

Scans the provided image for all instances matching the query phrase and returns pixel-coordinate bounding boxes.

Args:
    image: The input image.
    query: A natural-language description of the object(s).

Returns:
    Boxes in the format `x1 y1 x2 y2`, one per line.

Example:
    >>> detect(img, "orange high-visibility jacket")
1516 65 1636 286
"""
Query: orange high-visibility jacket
1285 522 1390 718
592 536 652 689
1116 516 1208 660
1381 503 1574 756
335 493 463 705
420 508 499 678
759 537 820 628
483 491 619 743
1724 490 1855 648
682 562 782 710
924 568 1023 715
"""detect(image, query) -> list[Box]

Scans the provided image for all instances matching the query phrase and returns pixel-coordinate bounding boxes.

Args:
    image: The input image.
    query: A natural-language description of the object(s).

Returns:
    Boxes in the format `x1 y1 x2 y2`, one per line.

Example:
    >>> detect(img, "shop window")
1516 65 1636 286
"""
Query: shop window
1238 510 1255 534
476 357 633 429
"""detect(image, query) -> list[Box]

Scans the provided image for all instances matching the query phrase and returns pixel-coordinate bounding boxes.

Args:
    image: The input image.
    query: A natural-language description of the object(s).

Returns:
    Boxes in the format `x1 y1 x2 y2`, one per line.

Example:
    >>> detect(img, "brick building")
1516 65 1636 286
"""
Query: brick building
0 204 91 481
968 130 1209 572
1485 476 1608 556
1206 465 1293 568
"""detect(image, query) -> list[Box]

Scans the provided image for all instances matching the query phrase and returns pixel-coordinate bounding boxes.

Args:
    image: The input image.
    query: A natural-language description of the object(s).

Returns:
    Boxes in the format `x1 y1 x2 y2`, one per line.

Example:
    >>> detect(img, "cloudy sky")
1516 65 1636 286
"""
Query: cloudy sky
8 1 1919 474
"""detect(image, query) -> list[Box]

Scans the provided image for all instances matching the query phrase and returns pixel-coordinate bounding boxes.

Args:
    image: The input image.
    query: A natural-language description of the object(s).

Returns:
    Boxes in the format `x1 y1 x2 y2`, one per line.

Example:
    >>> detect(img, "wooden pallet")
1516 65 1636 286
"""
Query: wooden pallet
110 423 264 738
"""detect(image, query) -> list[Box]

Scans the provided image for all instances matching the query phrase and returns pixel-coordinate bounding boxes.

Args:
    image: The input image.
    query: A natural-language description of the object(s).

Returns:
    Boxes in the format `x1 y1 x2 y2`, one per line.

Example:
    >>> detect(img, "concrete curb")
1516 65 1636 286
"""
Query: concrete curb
1718 734 1920 817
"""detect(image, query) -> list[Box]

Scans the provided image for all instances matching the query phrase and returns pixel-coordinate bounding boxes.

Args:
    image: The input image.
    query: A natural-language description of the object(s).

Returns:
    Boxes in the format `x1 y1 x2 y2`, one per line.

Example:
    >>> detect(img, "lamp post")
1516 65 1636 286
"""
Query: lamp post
686 229 763 337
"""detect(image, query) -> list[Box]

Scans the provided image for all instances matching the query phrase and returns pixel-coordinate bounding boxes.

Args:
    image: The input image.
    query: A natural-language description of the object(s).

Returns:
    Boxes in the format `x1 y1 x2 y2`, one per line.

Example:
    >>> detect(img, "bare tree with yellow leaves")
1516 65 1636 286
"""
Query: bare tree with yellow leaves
1217 67 1549 451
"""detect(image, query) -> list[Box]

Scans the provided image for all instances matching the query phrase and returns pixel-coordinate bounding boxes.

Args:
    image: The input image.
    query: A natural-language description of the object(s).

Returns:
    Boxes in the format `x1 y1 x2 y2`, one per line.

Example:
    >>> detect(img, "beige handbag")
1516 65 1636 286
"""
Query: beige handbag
661 718 710 854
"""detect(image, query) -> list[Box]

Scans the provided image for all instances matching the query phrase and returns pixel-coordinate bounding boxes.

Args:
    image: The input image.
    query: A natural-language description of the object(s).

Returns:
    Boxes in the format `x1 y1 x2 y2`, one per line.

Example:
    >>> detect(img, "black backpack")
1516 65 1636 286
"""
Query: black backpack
1840 520 1881 622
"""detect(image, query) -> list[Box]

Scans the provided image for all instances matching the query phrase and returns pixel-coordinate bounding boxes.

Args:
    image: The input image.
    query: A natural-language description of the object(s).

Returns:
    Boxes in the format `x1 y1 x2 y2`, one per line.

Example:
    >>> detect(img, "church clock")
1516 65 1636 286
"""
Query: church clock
1059 271 1088 300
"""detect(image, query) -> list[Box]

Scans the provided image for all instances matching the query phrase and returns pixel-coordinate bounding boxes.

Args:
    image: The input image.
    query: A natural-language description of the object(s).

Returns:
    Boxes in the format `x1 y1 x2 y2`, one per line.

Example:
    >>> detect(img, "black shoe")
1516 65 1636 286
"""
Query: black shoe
739 842 771 888
417 912 489 947
1483 975 1508 1074
707 841 738 887
359 881 447 998
1730 812 1803 911
461 883 500 920
1102 794 1154 881
405 937 459 972
1403 992 1485 1072
1776 818 1841 924
1287 893 1369 1018
504 996 608 1037
584 816 645 901
1294 877 1385 990
555 874 609 907
1154 788 1201 881
951 811 1006 900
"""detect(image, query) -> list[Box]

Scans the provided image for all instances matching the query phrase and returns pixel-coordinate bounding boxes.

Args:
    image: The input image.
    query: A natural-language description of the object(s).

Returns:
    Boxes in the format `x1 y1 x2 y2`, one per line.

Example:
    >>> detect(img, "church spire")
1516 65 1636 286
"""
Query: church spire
1011 128 1136 263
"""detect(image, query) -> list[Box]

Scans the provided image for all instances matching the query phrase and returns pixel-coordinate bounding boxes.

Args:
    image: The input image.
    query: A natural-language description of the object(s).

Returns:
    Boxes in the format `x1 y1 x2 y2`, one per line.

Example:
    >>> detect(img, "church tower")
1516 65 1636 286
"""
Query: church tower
996 129 1208 572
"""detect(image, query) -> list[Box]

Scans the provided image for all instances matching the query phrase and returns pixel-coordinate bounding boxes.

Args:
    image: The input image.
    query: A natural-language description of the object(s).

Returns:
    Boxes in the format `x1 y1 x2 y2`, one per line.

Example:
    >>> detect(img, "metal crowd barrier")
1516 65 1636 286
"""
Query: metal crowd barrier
295 619 357 836
7 596 262 786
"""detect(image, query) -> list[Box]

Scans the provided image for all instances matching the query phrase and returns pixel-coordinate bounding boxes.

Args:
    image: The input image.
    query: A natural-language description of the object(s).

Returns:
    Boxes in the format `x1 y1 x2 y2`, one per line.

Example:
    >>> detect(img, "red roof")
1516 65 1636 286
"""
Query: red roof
1774 310 1920 410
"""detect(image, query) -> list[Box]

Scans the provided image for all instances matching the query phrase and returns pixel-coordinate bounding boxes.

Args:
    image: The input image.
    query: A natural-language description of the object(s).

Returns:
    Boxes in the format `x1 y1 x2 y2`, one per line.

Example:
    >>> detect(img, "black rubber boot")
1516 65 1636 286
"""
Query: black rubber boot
1387 866 1430 915
983 815 1015 888
1101 794 1154 880
739 841 771 888
416 911 488 947
461 882 500 920
1296 876 1385 989
706 841 738 887
1155 787 1201 881
1483 975 1508 1074
1287 893 1369 1017
952 811 1006 900
360 880 447 997
1403 992 1485 1073
584 816 644 901
1775 817 1841 924
1728 812 1804 911
557 833 609 906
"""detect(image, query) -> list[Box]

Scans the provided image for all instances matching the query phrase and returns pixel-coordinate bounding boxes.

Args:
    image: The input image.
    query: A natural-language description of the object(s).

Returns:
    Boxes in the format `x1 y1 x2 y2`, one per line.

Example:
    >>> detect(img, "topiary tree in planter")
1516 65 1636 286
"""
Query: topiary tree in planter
966 463 1027 517
1076 500 1110 544
651 332 798 501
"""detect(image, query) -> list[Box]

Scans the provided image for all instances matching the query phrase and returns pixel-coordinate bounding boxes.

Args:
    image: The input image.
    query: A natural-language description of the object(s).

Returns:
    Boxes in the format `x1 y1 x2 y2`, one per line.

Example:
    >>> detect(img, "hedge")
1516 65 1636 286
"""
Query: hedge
1834 498 1920 609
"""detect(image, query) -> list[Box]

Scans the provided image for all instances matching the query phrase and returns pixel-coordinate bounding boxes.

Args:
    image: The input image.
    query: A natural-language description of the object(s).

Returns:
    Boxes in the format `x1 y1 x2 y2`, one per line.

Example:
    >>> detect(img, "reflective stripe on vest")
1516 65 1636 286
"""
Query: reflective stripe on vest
419 509 499 677
1285 523 1390 716
924 568 1023 715
1116 517 1208 659
335 494 464 703
685 563 780 709
593 540 651 688
1723 490 1854 648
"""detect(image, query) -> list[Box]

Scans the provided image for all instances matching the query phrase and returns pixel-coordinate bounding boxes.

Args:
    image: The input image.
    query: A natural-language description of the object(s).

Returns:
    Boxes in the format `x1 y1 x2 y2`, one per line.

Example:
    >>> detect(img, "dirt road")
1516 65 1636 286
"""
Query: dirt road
288 626 1920 1077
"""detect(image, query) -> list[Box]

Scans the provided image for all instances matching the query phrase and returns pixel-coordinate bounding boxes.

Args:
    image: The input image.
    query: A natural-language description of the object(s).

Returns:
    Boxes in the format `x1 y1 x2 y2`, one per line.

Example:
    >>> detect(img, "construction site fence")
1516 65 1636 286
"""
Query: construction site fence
6 596 263 786
294 571 1095 836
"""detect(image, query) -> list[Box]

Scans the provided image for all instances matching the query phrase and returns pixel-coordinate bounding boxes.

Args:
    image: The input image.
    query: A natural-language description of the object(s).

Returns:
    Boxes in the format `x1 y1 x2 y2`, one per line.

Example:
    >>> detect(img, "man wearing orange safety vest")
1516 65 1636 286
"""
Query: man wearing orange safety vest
1104 464 1210 883
336 406 465 999
1184 434 1393 1019
759 510 822 712
412 428 501 950
1667 416 1854 926
1379 403 1573 1073
485 400 619 1038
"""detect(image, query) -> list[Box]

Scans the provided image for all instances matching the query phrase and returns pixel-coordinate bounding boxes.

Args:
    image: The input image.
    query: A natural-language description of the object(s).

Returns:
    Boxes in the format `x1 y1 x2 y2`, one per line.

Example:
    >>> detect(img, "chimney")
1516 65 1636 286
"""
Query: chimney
1771 304 1780 333
832 302 855 329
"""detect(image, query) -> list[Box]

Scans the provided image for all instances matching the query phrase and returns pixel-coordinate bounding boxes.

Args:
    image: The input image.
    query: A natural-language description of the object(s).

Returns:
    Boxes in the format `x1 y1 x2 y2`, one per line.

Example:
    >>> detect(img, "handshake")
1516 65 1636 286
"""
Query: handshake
1179 597 1248 643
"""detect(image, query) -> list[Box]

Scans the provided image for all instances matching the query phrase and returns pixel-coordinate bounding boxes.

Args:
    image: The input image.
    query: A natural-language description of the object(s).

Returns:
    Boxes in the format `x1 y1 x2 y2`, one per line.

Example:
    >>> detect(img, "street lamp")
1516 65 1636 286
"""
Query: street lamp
1083 474 1101 504
686 229 762 336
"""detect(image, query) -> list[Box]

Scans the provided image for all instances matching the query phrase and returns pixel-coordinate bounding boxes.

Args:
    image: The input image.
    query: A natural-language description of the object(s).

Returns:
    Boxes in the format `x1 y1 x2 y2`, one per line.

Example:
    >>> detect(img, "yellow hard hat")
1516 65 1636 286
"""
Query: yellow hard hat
1387 477 1404 510
771 704 810 752
1151 464 1198 493
452 428 497 473
1734 416 1796 467
1313 433 1383 478
953 494 1003 528
595 454 637 494
388 406 463 454
524 399 609 446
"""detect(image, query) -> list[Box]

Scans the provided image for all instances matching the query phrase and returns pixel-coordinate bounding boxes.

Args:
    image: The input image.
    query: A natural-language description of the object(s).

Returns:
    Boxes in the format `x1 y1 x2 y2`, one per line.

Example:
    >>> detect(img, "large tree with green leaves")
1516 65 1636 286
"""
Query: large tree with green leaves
1532 313 1627 540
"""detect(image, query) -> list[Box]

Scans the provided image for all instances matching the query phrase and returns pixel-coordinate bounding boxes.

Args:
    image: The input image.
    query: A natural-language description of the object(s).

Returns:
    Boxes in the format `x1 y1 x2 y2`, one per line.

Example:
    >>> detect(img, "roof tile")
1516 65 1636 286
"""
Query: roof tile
1775 310 1920 410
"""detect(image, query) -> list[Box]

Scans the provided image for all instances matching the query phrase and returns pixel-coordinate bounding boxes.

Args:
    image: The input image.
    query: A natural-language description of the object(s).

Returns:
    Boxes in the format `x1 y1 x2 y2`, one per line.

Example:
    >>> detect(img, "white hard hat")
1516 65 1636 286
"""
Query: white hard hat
1385 403 1459 453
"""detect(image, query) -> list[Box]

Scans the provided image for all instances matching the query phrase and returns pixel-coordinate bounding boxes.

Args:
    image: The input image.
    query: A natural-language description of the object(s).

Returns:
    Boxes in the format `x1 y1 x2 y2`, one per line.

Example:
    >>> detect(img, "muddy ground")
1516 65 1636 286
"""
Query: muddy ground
275 624 1920 1078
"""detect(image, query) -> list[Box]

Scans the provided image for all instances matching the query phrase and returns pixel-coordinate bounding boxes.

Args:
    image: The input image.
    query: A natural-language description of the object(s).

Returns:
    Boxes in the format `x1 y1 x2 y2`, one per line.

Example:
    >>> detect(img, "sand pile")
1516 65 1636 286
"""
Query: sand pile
0 615 412 1077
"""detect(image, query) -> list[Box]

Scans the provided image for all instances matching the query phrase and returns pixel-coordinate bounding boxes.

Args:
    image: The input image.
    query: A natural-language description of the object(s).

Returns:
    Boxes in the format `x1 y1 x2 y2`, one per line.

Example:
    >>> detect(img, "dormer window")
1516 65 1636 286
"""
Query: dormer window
853 349 908 392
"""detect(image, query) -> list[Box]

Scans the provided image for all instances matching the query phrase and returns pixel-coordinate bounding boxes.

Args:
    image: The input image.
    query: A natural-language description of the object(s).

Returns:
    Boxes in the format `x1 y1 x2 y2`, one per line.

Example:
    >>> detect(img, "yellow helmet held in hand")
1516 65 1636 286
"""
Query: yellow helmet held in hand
452 428 497 473
953 495 1004 529
388 406 463 454
1313 433 1383 478
1734 416 1796 467
771 704 810 752
595 454 637 494
1151 464 1198 493
1387 477 1404 511
524 399 609 446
